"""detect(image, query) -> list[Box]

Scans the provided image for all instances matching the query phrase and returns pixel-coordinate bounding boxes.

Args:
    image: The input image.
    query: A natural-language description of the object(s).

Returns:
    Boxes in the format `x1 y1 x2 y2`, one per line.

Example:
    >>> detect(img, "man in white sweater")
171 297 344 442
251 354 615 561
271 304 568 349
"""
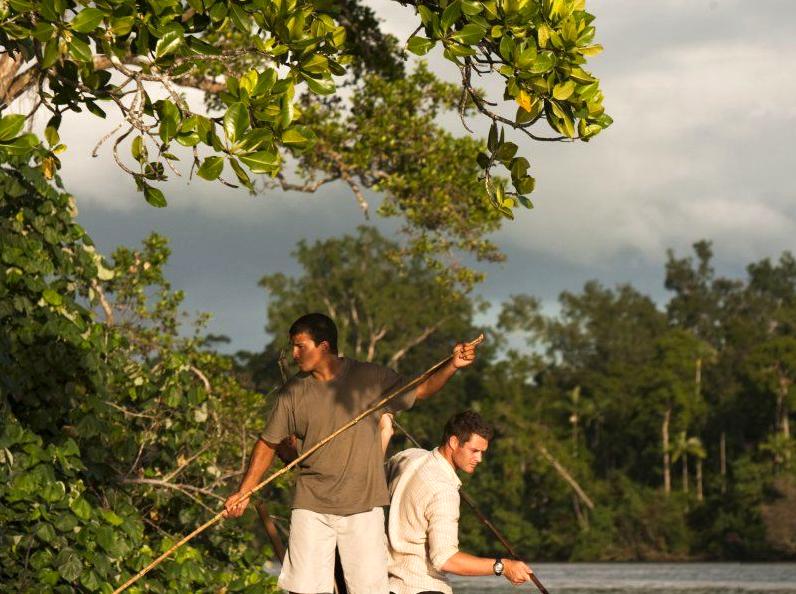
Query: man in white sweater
386 411 534 594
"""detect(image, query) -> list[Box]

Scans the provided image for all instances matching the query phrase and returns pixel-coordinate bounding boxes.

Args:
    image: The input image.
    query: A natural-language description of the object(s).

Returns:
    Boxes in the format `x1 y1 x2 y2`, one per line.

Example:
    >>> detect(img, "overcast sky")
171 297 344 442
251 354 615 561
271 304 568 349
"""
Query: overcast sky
36 0 796 352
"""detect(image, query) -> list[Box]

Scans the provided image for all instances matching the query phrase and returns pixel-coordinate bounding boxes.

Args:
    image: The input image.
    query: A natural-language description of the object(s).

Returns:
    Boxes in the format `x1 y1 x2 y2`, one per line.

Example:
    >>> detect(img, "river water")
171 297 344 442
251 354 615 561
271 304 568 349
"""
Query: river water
449 563 796 593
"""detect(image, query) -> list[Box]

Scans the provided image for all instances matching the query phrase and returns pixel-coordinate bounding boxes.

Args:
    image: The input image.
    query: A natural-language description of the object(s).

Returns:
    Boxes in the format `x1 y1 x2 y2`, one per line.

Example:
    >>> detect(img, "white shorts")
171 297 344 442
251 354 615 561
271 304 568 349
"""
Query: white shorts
278 507 389 594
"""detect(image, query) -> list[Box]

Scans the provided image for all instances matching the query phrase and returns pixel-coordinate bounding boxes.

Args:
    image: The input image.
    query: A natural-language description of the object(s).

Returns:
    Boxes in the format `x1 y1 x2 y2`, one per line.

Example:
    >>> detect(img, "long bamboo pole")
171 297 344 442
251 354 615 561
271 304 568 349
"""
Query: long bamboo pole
112 335 484 594
390 417 550 594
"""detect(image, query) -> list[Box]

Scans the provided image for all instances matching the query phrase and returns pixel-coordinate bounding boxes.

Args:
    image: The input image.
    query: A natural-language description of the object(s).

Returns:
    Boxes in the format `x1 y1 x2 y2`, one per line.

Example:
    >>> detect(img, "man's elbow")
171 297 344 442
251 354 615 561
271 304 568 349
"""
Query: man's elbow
433 550 459 573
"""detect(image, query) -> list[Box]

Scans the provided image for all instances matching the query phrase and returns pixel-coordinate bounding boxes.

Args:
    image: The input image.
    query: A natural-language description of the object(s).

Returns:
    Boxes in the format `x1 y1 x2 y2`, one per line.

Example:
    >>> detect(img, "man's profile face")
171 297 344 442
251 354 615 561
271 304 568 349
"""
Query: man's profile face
291 332 326 372
451 434 489 474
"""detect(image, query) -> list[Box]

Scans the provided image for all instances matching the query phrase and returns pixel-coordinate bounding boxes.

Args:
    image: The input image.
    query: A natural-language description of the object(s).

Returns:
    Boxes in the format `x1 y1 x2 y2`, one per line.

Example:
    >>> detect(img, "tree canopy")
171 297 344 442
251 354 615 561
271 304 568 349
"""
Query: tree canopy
0 0 611 283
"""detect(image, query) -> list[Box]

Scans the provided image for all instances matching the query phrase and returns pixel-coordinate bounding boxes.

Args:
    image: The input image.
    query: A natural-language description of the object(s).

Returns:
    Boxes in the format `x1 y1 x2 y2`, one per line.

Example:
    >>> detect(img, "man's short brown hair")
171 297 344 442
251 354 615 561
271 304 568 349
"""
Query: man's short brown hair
289 313 338 353
440 410 494 446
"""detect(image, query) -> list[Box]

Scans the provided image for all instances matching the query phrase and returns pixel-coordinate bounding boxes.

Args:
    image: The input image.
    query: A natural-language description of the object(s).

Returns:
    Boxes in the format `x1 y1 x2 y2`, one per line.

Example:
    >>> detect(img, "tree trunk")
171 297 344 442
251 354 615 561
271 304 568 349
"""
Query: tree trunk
537 445 595 510
696 459 703 502
695 357 702 398
777 375 791 462
720 431 727 493
682 453 689 494
663 408 671 495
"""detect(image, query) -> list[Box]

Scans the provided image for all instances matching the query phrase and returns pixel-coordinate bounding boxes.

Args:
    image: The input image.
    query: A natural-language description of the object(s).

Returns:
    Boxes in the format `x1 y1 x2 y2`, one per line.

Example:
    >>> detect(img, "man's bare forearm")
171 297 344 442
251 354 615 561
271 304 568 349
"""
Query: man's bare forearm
415 361 458 400
238 438 277 492
440 552 496 576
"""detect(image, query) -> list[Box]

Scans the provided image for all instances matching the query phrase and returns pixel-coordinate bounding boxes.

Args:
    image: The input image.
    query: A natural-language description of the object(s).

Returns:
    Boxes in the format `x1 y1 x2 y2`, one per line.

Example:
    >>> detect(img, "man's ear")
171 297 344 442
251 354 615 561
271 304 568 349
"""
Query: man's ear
448 435 459 450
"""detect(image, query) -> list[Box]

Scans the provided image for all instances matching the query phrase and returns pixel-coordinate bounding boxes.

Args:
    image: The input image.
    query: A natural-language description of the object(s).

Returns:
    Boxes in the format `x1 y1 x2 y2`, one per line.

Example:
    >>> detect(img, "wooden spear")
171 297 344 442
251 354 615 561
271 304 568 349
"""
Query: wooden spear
391 417 551 594
112 335 484 594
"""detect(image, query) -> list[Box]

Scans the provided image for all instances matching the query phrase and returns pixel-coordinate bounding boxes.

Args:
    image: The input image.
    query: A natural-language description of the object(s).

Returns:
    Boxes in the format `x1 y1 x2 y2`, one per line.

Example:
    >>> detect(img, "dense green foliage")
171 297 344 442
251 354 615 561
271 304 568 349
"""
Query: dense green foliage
0 0 610 285
1 140 283 592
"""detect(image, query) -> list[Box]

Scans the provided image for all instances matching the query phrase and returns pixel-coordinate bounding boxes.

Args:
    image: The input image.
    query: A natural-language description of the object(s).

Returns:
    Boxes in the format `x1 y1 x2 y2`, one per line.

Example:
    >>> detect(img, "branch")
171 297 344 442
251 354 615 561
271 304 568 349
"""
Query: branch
537 444 595 510
272 172 339 193
161 444 212 483
366 326 388 363
189 365 212 393
120 477 225 502
91 279 115 325
388 319 446 368
0 53 39 107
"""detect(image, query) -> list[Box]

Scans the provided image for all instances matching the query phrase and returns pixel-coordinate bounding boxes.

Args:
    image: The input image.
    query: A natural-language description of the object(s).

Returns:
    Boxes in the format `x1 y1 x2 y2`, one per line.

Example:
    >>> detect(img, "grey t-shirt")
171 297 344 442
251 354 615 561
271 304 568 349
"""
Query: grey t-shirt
261 357 416 515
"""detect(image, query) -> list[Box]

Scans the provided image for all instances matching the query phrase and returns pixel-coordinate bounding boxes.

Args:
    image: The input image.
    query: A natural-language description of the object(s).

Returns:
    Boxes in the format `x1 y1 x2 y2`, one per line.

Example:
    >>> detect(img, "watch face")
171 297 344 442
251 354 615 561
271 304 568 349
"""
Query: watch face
494 560 504 575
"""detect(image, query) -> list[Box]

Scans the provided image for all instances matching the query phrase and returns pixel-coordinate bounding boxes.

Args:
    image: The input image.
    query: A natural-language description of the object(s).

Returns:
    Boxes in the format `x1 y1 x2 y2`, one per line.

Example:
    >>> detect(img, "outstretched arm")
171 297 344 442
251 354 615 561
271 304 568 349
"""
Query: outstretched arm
414 339 481 401
223 438 277 518
442 554 533 586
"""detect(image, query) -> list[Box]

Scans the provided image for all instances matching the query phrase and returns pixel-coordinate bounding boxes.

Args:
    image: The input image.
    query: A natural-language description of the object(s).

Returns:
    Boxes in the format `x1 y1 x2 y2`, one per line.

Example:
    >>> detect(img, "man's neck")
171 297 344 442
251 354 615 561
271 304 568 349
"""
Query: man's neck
311 354 343 382
438 445 457 471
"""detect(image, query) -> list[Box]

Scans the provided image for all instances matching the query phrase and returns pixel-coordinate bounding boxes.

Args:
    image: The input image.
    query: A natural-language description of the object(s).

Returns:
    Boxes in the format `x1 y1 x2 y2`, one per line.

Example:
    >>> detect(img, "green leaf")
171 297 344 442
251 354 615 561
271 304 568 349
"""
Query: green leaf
0 114 26 141
110 15 135 36
68 37 93 62
196 156 224 180
516 175 536 194
281 126 315 149
35 523 57 543
42 289 62 306
41 38 60 68
494 142 518 162
131 135 145 162
229 4 251 33
530 51 556 74
441 0 462 31
510 157 530 180
56 549 82 583
32 21 55 42
175 131 200 147
450 23 486 45
100 509 124 526
461 0 483 15
300 53 329 75
303 74 335 95
85 100 106 119
223 103 249 143
186 36 222 56
157 99 180 142
553 80 576 100
0 132 39 155
499 36 515 61
144 185 167 207
487 122 498 152
70 7 104 33
407 36 435 56
239 150 279 173
518 194 533 208
44 126 59 147
155 24 184 58
229 158 253 188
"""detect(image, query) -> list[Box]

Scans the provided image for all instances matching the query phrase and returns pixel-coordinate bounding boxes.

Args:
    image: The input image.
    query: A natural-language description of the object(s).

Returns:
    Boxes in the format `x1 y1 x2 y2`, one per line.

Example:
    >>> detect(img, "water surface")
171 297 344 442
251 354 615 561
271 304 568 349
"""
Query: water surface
450 563 796 594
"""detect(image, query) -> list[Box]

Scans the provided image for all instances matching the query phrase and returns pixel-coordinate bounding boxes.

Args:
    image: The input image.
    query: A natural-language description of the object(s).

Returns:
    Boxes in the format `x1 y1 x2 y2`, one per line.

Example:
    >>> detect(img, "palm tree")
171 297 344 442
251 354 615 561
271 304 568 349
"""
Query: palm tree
670 432 707 499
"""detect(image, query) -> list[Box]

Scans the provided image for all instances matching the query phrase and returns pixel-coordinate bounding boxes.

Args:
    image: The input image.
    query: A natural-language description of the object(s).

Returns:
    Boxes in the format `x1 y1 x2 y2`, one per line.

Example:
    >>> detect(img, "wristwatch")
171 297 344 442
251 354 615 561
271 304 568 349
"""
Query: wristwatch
493 558 504 576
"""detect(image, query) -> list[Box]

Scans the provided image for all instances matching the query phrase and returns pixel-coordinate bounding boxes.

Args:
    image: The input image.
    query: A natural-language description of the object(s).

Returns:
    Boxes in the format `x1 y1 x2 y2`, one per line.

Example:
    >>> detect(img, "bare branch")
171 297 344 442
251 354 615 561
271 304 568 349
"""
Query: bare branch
388 320 446 368
161 443 212 483
537 444 595 510
120 477 225 502
189 365 212 393
91 278 115 325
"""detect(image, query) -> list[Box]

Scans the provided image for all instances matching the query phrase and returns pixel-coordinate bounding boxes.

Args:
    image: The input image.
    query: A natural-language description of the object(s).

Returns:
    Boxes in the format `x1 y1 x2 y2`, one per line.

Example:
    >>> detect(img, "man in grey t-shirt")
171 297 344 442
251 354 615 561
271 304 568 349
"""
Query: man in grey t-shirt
224 313 479 594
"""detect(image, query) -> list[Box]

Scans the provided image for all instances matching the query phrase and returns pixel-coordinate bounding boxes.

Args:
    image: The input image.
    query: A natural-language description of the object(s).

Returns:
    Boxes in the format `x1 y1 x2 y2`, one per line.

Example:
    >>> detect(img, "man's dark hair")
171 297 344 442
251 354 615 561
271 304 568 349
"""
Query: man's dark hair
289 313 338 353
441 410 494 446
